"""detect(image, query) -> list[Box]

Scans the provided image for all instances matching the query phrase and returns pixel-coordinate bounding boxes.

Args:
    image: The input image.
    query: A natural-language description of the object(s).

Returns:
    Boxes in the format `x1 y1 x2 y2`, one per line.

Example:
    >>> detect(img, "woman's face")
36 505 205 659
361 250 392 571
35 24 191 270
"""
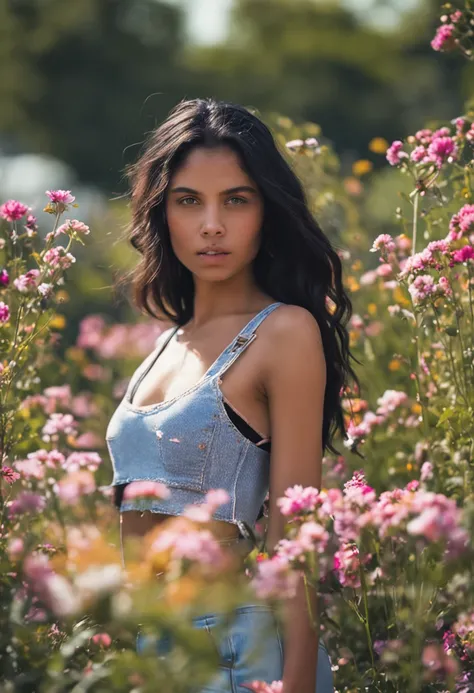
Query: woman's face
165 146 264 282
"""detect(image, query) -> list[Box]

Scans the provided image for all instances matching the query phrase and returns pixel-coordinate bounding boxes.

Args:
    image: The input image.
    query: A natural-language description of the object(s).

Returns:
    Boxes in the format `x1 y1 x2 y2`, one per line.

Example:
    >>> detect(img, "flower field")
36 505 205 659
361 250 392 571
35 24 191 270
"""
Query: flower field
1 3 474 692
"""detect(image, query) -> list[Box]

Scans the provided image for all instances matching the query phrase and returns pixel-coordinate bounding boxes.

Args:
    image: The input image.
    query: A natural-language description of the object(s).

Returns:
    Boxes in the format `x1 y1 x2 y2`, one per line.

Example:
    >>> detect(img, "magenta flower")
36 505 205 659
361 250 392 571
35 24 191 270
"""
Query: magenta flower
448 204 474 241
431 23 456 52
452 245 474 263
0 199 29 222
0 269 9 286
46 190 75 205
123 480 170 501
427 136 457 167
386 140 408 166
0 301 10 323
1 466 21 484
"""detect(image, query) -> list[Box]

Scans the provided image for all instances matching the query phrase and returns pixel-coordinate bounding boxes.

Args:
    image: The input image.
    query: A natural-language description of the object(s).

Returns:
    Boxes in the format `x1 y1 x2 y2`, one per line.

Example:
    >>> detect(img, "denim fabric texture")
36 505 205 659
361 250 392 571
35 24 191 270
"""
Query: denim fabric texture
106 302 284 531
136 604 334 693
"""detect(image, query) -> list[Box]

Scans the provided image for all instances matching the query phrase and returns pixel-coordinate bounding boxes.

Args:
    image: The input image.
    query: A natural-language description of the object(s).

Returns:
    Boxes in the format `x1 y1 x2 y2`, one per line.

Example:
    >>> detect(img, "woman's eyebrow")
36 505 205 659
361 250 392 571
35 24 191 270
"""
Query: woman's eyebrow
169 185 258 195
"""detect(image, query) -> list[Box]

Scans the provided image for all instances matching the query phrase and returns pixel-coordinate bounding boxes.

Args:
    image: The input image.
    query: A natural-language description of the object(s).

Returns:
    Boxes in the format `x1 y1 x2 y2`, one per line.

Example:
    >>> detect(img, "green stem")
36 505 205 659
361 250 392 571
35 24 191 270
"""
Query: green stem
411 191 419 256
359 562 376 674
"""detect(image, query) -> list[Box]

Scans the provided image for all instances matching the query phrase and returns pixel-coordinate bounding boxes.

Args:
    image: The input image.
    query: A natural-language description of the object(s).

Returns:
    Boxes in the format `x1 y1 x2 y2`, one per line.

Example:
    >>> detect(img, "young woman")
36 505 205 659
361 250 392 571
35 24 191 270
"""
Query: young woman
106 98 357 693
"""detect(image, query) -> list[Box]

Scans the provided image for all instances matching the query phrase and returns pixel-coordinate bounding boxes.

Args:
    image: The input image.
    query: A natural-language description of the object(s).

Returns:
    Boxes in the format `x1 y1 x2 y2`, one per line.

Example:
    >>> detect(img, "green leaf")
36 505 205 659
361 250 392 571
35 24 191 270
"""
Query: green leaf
436 408 454 426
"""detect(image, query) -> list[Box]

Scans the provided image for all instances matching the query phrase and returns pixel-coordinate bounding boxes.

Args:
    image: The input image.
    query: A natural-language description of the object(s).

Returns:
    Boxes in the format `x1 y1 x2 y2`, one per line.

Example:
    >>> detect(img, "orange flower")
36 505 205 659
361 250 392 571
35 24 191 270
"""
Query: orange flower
369 137 389 154
352 160 373 177
346 276 360 292
50 314 66 329
389 359 401 371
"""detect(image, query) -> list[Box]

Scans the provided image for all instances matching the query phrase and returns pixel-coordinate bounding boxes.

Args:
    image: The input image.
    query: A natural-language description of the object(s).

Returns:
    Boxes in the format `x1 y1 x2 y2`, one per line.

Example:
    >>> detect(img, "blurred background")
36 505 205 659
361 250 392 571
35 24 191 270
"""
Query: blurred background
1 0 472 344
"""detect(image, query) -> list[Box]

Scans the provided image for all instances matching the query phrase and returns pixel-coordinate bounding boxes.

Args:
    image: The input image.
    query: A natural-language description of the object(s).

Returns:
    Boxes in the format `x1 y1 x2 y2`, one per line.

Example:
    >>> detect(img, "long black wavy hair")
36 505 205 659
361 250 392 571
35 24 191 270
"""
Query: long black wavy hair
124 97 359 453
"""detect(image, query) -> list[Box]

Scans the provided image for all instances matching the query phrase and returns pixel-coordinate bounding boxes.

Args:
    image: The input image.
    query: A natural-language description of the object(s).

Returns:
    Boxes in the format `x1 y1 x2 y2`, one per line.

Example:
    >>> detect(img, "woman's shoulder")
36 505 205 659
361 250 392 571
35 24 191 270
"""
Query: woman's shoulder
265 303 322 341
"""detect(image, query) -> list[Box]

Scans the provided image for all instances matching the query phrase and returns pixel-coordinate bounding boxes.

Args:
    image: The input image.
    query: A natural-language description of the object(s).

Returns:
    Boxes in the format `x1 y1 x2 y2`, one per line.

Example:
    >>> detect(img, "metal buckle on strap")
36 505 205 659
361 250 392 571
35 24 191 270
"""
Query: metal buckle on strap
231 334 251 352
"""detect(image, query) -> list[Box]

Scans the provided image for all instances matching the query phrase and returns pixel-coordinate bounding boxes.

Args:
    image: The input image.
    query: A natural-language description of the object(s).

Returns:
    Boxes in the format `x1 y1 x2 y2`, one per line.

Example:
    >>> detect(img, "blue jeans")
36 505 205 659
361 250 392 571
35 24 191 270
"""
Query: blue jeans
137 603 334 692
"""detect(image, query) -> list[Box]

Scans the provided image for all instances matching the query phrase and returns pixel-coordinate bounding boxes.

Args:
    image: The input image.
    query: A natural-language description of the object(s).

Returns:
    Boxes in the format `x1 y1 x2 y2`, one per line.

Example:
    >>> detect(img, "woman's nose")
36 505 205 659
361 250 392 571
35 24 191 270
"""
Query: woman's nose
201 207 225 236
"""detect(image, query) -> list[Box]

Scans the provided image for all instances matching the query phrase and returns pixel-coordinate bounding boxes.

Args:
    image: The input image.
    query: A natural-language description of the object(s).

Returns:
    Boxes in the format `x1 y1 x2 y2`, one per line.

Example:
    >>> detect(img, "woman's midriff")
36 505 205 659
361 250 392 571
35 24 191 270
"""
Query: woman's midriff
120 511 253 567
120 510 242 543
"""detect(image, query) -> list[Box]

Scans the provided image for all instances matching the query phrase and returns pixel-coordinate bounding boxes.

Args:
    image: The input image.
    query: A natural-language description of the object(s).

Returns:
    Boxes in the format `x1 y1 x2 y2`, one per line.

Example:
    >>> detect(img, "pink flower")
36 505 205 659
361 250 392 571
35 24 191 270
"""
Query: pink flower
410 145 428 163
8 492 46 518
452 245 474 263
204 488 230 510
0 301 10 322
370 234 396 254
277 485 321 516
0 269 9 286
64 451 102 473
431 23 456 52
242 682 283 693
427 136 457 167
448 204 474 240
55 470 96 504
91 633 112 648
7 537 24 559
415 129 433 145
422 643 459 679
0 200 29 221
376 389 408 415
408 274 436 305
251 555 299 600
13 269 40 293
386 140 408 166
47 218 90 241
1 465 21 484
150 527 225 567
123 480 170 501
450 10 463 23
334 543 361 588
42 246 76 271
42 413 78 441
46 190 75 205
15 457 45 480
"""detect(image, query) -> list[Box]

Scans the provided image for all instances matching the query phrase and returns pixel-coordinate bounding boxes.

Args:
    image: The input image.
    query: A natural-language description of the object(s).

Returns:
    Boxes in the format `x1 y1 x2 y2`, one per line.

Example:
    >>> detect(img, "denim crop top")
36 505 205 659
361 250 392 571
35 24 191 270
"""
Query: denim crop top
105 302 284 532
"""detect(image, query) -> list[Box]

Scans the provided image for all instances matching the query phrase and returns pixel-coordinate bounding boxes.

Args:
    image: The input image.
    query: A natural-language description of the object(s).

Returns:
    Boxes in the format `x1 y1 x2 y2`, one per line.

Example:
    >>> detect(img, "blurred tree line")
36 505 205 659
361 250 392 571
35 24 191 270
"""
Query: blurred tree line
1 0 473 194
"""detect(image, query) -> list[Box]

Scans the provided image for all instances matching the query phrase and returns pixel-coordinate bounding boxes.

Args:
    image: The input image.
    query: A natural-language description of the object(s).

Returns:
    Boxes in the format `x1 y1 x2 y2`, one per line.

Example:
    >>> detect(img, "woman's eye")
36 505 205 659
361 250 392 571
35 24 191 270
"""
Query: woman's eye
179 197 197 205
227 197 247 205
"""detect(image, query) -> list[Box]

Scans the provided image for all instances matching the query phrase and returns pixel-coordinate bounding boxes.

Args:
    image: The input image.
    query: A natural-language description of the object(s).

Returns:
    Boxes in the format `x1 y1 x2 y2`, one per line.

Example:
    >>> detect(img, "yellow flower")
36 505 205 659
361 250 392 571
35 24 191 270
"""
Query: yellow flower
351 260 363 271
367 303 377 315
411 403 422 415
406 463 413 471
352 160 373 177
349 330 359 348
50 314 66 329
346 276 360 292
393 286 411 307
388 359 401 371
369 137 389 154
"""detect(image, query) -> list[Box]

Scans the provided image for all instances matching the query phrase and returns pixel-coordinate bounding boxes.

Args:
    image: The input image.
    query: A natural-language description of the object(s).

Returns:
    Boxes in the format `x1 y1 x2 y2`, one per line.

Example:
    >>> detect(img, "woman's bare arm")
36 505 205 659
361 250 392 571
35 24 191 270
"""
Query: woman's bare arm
263 305 326 693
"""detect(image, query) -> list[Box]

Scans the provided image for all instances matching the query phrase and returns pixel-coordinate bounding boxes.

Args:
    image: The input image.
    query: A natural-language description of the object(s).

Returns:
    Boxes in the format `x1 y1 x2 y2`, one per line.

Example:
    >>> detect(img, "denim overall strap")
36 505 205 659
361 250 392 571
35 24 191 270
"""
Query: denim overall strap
206 302 284 380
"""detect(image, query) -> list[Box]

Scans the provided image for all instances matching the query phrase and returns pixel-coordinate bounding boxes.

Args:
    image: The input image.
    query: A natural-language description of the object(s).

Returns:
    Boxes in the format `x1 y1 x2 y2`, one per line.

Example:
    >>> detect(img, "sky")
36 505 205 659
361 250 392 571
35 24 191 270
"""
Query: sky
179 0 420 44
